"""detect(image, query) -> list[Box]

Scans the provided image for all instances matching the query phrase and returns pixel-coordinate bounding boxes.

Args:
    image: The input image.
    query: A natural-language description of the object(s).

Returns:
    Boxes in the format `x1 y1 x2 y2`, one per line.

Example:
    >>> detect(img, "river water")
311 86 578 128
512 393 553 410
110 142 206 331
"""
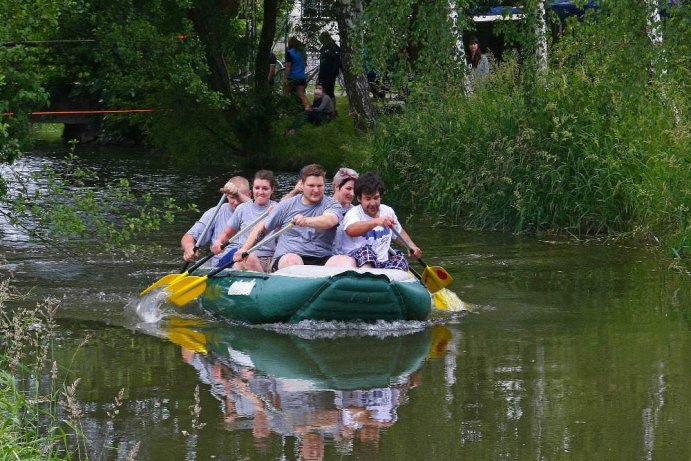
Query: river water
2 146 689 460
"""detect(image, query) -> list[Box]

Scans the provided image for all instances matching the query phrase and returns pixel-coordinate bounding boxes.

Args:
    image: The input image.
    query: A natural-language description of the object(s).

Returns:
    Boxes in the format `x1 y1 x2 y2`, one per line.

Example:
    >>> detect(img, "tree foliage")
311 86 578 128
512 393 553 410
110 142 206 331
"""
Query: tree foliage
364 0 690 260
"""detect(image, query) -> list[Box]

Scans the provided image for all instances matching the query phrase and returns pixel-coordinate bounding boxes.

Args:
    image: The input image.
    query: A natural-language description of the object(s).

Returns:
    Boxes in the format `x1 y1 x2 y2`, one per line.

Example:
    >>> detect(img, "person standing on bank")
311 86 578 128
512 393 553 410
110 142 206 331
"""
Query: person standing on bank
285 36 310 110
340 172 422 271
234 164 343 271
467 36 489 78
317 31 341 112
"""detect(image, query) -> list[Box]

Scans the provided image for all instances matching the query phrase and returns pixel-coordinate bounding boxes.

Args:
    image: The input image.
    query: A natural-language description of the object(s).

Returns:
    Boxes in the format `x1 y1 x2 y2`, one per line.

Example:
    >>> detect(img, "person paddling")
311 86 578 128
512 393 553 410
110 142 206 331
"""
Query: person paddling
211 170 278 272
340 172 422 271
234 164 343 271
181 176 250 266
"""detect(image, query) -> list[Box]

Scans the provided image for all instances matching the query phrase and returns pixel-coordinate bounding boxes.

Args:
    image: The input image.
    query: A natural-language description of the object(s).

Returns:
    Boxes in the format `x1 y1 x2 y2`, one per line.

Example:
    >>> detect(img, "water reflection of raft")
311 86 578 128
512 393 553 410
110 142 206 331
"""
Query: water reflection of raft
197 265 432 324
175 323 434 391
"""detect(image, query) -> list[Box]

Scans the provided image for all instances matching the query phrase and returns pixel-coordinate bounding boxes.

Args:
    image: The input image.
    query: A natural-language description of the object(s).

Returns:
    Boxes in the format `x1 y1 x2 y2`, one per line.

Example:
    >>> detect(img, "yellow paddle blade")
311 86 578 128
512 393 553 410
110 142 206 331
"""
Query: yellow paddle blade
421 265 453 293
165 272 199 291
433 288 465 311
427 325 452 359
166 327 208 354
139 271 189 296
167 275 209 306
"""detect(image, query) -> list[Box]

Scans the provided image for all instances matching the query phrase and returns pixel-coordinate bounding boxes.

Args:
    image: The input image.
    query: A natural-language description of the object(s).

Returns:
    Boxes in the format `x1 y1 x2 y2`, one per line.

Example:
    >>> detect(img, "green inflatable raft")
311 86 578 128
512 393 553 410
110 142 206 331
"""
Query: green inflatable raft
196 265 432 324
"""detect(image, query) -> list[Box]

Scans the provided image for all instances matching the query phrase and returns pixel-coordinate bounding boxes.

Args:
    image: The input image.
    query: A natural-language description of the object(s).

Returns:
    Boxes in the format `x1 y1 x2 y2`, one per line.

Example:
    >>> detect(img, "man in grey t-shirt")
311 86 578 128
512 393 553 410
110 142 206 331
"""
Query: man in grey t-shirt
181 176 250 264
234 164 343 270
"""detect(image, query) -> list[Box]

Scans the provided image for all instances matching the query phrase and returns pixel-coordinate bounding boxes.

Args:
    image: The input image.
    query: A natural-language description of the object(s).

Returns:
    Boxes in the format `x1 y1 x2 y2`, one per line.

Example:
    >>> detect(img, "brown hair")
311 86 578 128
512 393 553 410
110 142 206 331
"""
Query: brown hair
468 36 483 68
253 169 277 190
354 171 385 198
300 164 326 181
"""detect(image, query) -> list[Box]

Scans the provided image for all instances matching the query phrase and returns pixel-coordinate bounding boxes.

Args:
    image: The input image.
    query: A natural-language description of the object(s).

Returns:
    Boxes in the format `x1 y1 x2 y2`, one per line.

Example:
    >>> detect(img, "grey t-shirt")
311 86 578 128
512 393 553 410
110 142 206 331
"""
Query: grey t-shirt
186 203 235 266
264 194 342 260
332 203 353 255
227 200 277 258
187 204 234 247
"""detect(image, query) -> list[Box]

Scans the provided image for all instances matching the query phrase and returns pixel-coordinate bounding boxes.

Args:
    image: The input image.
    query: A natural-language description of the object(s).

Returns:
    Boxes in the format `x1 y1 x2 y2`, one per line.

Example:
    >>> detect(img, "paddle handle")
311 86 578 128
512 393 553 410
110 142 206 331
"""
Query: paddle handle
188 207 272 275
389 248 425 285
390 227 428 268
241 223 293 259
181 194 227 272
196 194 227 247
206 223 292 279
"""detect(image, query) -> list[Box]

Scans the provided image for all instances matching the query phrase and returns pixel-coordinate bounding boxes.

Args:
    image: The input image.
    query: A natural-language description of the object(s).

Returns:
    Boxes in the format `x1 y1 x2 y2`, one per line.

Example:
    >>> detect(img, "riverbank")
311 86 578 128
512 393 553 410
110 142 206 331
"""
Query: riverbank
364 60 690 265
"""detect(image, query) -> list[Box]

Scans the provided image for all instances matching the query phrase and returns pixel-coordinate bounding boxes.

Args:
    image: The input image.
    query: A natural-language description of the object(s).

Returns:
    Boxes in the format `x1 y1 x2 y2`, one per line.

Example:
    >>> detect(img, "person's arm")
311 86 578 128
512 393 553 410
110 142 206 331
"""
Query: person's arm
181 234 199 261
281 180 303 201
292 212 338 229
233 221 267 262
394 228 422 258
211 226 238 254
345 215 395 237
222 181 250 204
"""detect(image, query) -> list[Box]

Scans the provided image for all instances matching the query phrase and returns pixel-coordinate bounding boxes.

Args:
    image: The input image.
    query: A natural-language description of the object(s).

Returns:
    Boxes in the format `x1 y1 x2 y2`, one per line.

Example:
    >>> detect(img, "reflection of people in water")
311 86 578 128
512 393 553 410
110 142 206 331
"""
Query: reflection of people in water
180 347 420 459
174 325 455 460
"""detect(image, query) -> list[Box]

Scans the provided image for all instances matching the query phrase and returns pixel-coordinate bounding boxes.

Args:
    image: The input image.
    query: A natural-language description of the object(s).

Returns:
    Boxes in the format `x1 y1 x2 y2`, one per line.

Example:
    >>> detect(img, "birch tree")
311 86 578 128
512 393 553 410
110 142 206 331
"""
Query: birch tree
533 0 549 77
447 0 473 96
644 0 681 124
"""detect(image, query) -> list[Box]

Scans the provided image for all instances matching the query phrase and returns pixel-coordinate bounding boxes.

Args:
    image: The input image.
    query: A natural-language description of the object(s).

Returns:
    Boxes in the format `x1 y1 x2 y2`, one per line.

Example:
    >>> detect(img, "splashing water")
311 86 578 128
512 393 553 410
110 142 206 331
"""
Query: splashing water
133 289 168 323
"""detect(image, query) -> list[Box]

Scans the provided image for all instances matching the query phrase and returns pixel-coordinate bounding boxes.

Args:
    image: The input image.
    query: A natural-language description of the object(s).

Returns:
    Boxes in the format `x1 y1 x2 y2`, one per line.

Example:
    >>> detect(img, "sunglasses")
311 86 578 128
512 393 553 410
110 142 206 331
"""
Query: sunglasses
336 169 358 188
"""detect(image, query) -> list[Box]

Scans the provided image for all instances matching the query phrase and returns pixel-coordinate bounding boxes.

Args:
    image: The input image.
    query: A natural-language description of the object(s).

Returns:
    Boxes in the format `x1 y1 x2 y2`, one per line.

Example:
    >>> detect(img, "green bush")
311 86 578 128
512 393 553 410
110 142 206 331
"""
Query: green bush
367 51 690 259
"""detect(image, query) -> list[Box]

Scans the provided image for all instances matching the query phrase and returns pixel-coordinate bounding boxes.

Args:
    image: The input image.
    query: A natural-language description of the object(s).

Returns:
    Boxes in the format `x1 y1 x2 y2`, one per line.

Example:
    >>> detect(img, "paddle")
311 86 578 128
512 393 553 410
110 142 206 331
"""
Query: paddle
140 193 226 295
164 208 272 292
390 227 453 293
388 248 462 311
167 223 293 306
140 205 269 296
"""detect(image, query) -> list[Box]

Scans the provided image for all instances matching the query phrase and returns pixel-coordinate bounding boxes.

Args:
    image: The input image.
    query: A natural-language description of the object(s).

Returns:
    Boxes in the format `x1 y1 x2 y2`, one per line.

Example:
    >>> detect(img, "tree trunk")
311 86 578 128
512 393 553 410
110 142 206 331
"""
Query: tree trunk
188 0 233 101
336 0 376 130
447 0 472 96
644 0 680 124
254 0 277 92
534 0 549 77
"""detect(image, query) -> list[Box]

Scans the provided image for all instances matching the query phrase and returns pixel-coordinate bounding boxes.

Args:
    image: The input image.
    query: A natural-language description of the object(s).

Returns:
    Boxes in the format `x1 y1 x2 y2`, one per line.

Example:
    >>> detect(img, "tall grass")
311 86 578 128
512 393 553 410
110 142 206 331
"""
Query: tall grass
366 4 690 261
0 279 77 459
0 278 140 460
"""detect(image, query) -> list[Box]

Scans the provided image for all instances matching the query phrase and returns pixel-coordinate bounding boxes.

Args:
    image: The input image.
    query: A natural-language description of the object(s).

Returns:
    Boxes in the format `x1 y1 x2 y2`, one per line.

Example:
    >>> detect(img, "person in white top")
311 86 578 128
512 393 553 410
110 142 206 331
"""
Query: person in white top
340 172 422 271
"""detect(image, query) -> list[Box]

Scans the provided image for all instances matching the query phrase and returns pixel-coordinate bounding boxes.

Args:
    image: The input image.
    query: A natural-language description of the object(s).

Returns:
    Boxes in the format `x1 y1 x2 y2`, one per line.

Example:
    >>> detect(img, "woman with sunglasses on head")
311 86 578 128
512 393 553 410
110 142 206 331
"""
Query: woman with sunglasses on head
325 167 359 267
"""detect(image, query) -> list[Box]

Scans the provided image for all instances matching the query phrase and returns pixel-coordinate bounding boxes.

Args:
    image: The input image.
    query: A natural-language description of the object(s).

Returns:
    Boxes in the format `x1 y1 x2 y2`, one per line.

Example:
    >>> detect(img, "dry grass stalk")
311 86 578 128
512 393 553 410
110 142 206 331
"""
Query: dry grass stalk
125 441 141 461
107 387 126 418
190 385 206 430
63 378 83 427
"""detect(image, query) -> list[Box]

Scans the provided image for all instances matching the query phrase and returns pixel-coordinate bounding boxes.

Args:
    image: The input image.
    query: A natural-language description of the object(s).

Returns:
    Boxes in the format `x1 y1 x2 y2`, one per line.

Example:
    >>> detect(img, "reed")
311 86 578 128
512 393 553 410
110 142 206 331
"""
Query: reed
0 280 78 459
0 278 140 459
366 4 690 262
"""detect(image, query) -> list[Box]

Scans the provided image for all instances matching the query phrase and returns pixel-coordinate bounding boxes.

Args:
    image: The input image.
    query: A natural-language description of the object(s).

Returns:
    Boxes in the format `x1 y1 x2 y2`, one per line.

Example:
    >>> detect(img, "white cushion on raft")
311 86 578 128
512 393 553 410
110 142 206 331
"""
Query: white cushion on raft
273 265 417 282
